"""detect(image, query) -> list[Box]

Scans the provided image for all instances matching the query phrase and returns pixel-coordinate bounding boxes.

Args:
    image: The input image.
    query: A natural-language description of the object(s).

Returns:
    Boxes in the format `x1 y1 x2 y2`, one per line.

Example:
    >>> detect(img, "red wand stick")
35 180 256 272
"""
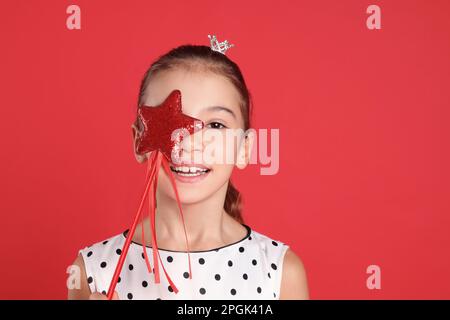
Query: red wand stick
106 151 158 299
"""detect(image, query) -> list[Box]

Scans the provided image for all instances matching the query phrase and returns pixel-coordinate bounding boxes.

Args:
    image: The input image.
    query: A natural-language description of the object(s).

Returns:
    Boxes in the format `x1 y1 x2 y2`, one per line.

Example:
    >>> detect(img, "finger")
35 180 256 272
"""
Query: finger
89 292 107 300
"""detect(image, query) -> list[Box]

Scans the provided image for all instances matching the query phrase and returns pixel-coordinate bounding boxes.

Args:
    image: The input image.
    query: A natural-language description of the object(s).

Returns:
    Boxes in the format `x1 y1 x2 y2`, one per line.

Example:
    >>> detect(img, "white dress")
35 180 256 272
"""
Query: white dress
78 223 290 300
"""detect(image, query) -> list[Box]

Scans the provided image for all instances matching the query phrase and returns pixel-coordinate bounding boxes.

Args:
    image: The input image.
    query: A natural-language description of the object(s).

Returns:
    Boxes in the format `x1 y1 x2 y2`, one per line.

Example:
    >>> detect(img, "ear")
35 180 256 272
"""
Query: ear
235 130 255 170
131 122 148 164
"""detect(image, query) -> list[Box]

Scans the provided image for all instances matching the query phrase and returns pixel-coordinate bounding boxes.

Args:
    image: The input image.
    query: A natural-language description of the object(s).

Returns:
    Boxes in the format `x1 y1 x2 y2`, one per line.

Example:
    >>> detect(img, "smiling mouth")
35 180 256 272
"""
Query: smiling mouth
169 165 211 177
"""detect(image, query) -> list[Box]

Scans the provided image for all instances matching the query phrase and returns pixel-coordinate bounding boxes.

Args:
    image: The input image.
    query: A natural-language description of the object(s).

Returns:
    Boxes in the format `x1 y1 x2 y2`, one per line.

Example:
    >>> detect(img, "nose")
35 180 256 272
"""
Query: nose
177 129 204 161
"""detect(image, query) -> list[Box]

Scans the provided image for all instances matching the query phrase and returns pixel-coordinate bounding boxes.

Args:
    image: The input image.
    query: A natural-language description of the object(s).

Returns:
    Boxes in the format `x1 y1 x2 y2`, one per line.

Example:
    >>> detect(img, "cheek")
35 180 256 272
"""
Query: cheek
202 130 239 166
210 162 234 179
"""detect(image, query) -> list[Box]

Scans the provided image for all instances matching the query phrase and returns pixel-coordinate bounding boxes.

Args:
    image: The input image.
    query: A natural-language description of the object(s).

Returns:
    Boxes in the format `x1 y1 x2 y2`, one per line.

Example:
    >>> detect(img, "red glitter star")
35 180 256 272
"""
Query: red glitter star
135 89 204 161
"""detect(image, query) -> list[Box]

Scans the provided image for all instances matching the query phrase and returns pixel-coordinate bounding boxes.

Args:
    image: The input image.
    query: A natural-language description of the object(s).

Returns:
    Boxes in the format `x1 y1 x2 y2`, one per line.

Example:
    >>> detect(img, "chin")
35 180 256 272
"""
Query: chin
164 187 215 205
157 166 231 204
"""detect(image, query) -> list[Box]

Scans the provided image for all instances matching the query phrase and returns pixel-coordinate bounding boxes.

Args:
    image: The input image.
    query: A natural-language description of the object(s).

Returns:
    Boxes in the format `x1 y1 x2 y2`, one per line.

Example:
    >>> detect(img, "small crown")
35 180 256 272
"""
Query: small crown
208 34 234 55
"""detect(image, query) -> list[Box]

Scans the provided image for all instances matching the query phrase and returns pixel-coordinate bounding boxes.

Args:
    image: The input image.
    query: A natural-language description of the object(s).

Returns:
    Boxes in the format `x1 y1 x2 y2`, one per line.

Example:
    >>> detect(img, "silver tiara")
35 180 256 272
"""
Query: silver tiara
208 34 234 55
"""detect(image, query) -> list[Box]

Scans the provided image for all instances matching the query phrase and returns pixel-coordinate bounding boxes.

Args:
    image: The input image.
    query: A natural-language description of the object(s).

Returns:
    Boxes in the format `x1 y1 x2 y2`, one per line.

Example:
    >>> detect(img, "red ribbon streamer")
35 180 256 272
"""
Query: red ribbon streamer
106 150 192 299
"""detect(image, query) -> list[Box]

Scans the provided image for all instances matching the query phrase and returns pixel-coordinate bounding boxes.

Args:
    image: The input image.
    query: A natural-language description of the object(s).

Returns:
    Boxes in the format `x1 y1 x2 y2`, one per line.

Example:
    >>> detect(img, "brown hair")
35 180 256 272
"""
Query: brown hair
134 45 252 224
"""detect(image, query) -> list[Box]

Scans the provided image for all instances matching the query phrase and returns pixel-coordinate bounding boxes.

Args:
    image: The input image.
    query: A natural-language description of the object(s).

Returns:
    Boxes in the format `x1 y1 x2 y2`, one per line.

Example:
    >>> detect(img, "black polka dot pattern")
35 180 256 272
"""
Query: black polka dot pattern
81 225 288 299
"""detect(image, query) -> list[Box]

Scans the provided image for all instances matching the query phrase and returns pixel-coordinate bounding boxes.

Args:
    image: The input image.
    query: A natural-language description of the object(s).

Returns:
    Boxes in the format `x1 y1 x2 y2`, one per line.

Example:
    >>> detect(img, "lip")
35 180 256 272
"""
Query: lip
169 162 211 184
170 161 211 170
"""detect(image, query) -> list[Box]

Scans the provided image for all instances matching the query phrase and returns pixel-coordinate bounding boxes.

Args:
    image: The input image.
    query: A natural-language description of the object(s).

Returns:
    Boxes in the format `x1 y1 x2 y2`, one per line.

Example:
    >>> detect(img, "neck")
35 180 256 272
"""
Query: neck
136 181 233 250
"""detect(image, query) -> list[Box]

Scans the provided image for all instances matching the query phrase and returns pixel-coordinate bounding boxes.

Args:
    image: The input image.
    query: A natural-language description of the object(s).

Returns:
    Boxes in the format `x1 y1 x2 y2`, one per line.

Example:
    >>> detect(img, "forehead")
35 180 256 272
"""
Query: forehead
142 68 242 118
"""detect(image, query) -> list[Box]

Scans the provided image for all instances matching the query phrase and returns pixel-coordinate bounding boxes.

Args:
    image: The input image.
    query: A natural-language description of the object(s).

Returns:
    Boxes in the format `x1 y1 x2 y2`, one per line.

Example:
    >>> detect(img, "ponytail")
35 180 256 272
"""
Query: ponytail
224 181 244 224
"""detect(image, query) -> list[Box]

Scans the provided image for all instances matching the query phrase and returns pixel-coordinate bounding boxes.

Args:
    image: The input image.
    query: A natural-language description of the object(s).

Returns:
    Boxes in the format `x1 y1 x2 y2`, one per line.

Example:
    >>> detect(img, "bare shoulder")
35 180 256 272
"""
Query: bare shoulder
67 254 91 300
279 248 309 299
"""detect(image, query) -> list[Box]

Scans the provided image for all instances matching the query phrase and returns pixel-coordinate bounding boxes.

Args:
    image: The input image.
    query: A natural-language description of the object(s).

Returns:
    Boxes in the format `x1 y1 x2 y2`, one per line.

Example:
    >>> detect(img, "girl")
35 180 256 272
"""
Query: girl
68 44 309 300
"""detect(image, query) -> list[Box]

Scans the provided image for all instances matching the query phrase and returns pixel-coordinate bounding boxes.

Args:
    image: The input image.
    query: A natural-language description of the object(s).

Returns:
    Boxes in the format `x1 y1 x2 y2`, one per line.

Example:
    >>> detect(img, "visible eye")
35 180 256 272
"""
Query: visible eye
207 121 227 129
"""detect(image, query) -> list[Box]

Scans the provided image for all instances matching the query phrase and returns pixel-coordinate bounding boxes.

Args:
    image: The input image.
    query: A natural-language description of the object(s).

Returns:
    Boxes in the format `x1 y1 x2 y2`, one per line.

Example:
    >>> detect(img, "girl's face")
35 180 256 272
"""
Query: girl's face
132 68 251 204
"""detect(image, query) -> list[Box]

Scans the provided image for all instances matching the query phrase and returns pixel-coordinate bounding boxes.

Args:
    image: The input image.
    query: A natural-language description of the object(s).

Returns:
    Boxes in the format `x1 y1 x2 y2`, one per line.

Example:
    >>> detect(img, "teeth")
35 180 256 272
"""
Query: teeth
170 166 209 175
177 172 206 176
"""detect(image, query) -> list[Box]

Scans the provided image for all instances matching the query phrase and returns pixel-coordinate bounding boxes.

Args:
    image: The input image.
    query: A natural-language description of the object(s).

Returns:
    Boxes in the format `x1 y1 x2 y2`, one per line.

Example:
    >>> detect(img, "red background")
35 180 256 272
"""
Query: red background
1 0 449 299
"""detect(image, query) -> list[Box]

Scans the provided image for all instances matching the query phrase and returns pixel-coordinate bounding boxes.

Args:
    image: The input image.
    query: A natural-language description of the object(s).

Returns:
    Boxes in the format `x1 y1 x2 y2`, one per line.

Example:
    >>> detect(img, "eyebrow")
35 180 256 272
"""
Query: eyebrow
205 105 236 119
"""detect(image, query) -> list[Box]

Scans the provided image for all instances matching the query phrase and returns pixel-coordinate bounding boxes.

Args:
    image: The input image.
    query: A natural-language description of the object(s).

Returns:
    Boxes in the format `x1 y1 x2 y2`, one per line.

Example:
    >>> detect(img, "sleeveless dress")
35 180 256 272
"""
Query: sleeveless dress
78 223 290 300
